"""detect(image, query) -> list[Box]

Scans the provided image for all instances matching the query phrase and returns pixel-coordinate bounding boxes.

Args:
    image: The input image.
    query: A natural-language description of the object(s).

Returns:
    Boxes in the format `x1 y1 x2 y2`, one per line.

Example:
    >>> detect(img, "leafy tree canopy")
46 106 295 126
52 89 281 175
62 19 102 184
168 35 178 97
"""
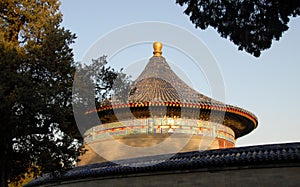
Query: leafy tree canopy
0 1 131 186
72 55 132 136
0 0 81 186
176 0 300 57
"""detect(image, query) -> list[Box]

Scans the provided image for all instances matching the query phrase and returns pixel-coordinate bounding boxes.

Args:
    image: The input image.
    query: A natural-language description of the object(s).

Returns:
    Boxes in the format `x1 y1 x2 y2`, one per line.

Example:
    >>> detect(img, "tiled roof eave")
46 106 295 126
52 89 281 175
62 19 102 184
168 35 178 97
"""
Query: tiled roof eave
25 142 300 187
88 101 257 124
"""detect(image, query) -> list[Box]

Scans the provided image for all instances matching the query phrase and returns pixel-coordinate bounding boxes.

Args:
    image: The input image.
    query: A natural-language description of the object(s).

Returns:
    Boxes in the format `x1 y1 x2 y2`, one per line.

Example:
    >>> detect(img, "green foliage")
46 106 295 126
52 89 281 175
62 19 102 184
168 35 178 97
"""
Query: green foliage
73 56 132 134
0 0 81 186
87 55 131 103
176 0 300 57
0 1 132 186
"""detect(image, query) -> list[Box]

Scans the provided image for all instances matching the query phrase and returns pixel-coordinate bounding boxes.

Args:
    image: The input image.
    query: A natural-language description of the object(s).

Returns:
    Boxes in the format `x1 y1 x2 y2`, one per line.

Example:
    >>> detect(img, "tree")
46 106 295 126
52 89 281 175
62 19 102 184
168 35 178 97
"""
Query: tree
73 55 132 135
0 1 132 186
176 0 300 57
0 1 80 186
89 56 132 103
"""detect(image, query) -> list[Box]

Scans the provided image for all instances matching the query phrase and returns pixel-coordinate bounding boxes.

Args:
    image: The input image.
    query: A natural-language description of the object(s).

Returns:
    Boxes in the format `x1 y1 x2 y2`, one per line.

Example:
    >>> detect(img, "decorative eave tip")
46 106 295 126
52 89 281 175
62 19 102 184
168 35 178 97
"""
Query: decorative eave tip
153 42 162 56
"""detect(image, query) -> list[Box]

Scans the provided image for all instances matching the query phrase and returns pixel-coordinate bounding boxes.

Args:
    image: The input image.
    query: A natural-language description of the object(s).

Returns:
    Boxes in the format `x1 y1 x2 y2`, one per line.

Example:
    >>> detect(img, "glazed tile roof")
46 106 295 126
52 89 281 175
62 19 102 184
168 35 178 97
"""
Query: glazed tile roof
128 56 218 104
25 142 300 187
95 55 258 138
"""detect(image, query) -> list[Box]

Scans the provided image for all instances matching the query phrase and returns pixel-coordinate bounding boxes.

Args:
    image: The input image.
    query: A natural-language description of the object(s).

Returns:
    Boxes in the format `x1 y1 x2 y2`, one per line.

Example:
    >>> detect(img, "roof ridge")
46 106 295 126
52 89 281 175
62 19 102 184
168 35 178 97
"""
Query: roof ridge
25 142 300 187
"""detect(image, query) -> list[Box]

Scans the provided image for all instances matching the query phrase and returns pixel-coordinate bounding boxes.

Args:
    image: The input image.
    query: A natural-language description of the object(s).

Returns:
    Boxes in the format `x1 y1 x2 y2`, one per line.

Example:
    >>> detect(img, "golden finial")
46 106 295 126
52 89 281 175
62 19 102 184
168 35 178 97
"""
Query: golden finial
153 42 162 56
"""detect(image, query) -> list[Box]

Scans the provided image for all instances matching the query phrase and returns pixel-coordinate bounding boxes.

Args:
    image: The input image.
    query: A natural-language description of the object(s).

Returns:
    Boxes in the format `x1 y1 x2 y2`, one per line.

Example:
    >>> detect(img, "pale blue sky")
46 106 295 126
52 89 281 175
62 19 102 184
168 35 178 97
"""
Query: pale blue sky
61 0 300 147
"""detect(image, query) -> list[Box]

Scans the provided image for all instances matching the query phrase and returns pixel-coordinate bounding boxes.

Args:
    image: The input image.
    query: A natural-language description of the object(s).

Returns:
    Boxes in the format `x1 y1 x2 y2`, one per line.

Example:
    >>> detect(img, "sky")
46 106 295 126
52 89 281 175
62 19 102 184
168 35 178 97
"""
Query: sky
60 0 300 147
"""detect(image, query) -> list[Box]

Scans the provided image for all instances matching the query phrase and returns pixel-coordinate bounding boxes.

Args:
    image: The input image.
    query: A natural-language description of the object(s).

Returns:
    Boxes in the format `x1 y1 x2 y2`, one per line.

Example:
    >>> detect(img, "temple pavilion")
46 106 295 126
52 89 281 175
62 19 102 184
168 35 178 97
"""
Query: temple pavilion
81 42 258 163
26 43 300 187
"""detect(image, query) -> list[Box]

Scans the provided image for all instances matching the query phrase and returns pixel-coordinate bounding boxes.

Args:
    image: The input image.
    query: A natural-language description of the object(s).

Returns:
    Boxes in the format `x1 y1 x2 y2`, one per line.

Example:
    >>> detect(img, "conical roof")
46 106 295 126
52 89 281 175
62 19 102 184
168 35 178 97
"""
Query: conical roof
95 42 258 138
128 55 221 105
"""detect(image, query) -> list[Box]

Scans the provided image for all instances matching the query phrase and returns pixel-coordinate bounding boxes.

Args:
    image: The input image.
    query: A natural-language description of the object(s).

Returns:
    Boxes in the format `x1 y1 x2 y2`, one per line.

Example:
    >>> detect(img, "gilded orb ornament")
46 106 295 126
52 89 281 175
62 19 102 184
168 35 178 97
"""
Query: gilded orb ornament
153 42 163 56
